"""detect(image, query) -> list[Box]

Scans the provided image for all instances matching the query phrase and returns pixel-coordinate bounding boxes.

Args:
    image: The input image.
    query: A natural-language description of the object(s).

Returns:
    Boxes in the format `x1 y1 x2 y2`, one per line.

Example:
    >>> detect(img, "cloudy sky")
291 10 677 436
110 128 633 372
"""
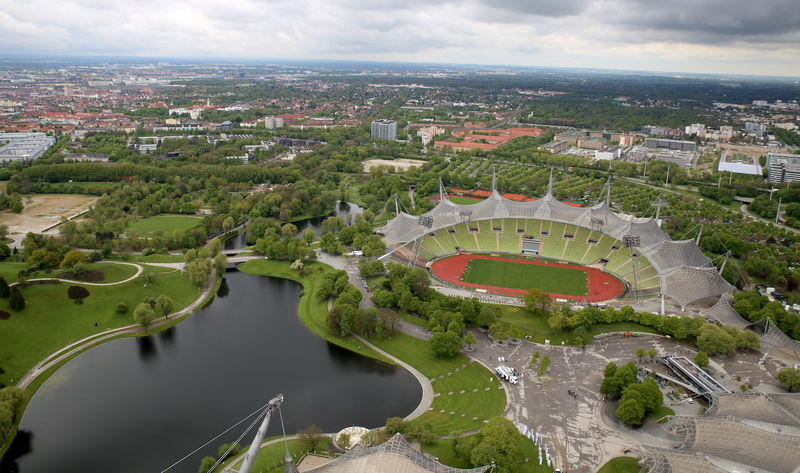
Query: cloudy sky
2 0 800 76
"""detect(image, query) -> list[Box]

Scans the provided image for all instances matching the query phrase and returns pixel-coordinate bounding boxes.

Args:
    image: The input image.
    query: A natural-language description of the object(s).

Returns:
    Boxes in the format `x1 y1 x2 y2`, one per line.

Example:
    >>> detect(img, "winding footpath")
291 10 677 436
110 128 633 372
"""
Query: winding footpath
17 267 218 389
10 261 145 287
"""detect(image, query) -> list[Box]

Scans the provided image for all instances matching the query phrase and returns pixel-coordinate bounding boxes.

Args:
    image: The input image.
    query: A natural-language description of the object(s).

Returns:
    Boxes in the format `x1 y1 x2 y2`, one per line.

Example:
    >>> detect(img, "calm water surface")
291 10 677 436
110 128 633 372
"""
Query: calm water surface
2 270 419 473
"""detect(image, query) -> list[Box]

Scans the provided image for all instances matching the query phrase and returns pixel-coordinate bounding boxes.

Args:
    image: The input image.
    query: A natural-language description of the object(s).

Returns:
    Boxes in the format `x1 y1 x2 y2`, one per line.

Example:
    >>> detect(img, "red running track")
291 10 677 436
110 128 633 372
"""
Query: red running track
430 253 625 302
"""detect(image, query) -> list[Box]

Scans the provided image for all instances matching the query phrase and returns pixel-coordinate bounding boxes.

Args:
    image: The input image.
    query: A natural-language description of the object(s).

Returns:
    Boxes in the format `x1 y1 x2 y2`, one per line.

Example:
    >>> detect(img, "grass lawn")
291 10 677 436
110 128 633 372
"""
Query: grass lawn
236 259 390 364
460 258 587 295
57 261 138 283
0 262 26 282
0 266 200 386
421 433 553 472
120 254 186 263
597 456 640 473
652 405 675 423
448 196 484 205
370 333 506 435
224 437 332 472
496 305 658 345
0 261 137 284
128 214 203 235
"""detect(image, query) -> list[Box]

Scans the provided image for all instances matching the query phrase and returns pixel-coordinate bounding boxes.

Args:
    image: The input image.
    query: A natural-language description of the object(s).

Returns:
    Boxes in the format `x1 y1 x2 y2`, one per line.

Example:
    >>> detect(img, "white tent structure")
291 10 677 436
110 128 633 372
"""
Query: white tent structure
377 174 732 309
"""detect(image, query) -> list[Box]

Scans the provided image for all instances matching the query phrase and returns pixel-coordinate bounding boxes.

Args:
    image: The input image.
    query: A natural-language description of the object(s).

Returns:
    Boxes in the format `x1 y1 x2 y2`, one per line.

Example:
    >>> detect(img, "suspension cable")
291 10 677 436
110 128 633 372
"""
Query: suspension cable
159 401 272 473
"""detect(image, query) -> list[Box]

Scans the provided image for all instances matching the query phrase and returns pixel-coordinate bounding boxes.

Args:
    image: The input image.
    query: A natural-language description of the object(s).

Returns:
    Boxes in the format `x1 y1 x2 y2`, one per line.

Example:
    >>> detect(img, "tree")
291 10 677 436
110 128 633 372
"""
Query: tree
214 252 227 274
464 332 477 349
647 348 657 360
133 302 156 332
198 456 216 473
302 228 315 244
186 258 212 286
694 351 709 368
298 425 327 452
0 277 9 298
524 288 550 315
616 397 646 427
635 347 646 361
155 295 175 317
537 355 551 376
222 216 235 233
336 432 351 450
696 324 736 354
430 330 464 357
470 442 500 470
217 442 241 459
8 286 24 311
777 367 800 392
384 417 408 435
546 310 568 332
60 250 86 270
281 223 298 239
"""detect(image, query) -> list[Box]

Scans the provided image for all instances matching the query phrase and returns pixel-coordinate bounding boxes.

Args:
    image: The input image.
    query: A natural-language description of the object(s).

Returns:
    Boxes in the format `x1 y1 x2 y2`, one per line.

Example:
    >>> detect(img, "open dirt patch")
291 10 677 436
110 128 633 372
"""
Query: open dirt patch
0 194 100 247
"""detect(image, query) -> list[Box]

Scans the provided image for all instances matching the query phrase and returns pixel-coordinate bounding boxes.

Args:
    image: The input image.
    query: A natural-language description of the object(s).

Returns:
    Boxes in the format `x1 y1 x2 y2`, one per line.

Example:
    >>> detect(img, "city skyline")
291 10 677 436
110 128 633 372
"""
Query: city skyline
1 0 799 77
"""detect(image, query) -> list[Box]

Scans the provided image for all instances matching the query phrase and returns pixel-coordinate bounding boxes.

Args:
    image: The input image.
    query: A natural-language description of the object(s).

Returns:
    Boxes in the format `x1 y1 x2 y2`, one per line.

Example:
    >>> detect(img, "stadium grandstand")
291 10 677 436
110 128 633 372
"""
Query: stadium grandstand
377 171 732 311
640 393 800 473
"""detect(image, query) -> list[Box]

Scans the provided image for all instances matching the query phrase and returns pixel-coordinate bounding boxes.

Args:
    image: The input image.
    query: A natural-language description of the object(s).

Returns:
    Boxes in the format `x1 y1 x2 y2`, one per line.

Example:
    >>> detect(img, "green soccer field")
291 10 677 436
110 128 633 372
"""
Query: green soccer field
460 258 588 295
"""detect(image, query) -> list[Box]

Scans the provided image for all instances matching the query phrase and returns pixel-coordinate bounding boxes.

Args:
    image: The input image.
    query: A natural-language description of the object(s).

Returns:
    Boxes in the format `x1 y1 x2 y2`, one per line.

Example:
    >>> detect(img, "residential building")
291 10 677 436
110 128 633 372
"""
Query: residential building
745 122 767 136
767 152 800 183
371 119 397 141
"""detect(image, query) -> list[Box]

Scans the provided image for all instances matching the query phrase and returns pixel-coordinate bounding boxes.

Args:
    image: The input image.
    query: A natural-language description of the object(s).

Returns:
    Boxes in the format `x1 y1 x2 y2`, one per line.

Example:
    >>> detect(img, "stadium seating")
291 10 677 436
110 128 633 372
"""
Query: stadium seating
402 217 661 292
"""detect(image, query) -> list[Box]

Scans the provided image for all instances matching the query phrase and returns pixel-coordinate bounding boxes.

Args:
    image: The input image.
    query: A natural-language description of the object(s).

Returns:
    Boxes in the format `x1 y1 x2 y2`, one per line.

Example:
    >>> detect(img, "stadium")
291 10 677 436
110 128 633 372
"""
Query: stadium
377 173 733 313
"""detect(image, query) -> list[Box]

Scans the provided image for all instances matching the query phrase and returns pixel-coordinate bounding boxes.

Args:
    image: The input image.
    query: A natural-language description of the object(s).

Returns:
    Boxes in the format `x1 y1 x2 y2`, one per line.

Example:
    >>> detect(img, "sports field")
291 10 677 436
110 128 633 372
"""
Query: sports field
460 258 588 295
431 253 625 302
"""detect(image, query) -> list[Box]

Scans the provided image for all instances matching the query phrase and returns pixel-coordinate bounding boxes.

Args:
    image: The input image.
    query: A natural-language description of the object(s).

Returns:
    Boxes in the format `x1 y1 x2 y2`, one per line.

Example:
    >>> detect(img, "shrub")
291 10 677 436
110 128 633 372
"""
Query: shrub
116 302 129 314
9 286 24 311
67 285 90 300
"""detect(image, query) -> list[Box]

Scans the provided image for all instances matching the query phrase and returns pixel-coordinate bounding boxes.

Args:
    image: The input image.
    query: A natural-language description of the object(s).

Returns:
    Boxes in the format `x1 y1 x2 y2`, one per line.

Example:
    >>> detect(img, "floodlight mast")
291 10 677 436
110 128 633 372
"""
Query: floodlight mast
240 394 284 473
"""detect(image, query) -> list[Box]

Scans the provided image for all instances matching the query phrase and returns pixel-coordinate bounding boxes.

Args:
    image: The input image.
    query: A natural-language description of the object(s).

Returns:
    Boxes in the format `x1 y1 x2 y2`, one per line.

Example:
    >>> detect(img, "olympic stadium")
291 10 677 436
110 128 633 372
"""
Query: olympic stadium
377 174 733 313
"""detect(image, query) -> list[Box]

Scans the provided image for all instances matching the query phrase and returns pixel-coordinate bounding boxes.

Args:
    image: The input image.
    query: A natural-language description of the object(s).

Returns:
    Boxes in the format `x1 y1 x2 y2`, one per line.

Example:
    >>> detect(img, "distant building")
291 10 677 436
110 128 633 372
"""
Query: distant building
577 137 604 149
63 153 109 163
626 146 648 162
718 152 762 175
653 149 696 168
767 152 800 183
685 123 706 139
0 132 56 162
594 145 622 161
618 134 637 146
719 126 734 141
745 122 767 136
263 116 285 130
643 138 696 152
554 130 583 144
642 125 667 136
541 140 570 154
371 119 397 140
210 120 232 131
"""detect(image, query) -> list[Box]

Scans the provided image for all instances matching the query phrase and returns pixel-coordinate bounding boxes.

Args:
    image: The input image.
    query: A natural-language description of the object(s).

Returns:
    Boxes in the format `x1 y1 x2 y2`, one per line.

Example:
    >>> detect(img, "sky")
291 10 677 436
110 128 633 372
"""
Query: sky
1 0 800 76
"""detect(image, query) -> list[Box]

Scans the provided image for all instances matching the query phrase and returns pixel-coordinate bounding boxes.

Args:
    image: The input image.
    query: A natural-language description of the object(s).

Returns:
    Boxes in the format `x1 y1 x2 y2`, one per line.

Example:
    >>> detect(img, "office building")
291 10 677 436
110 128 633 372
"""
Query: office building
767 152 800 183
594 145 623 160
643 138 696 152
718 152 762 176
745 122 767 136
371 119 397 141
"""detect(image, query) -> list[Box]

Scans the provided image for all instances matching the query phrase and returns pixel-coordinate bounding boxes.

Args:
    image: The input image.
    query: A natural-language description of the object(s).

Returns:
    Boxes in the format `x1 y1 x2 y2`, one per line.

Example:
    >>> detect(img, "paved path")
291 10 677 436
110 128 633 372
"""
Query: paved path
740 203 800 234
11 261 144 287
353 334 434 422
17 269 218 388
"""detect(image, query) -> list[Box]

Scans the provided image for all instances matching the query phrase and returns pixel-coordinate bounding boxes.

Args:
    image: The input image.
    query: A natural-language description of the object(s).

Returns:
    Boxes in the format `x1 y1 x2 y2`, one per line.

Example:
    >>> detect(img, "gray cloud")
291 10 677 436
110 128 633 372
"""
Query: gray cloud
0 0 798 76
